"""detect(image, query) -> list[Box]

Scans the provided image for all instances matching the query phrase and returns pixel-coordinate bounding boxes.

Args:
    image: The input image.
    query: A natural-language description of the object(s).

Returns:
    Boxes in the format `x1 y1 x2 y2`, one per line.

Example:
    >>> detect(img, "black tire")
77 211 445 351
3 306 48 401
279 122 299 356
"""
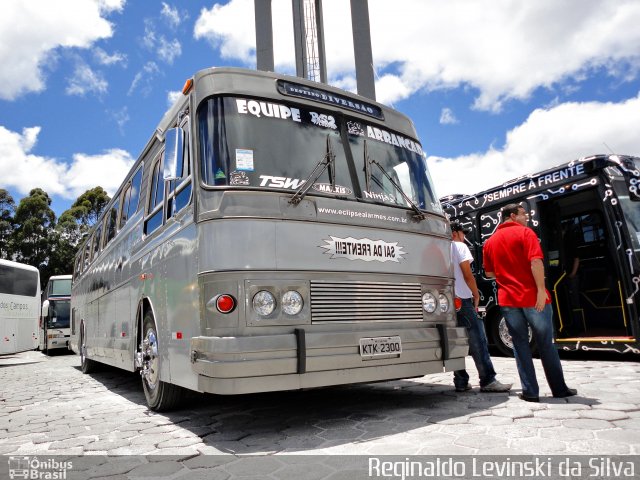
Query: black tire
140 312 183 411
79 321 98 373
489 311 537 357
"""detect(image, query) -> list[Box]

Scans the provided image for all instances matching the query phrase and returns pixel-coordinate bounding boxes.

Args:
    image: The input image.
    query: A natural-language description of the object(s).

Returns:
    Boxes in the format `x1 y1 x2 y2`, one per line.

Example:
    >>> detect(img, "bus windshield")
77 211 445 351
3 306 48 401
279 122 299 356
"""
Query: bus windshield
48 299 70 328
198 96 439 213
50 279 71 296
0 265 38 297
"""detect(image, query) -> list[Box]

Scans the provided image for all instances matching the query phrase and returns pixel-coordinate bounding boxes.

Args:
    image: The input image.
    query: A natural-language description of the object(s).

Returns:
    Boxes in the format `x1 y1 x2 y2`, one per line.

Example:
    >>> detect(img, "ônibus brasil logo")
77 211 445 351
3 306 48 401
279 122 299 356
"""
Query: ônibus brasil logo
8 457 72 480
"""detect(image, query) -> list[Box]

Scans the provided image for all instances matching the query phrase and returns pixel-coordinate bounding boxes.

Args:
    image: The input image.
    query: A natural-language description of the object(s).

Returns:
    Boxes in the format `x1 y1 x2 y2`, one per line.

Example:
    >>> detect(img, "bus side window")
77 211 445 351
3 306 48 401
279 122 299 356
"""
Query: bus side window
105 199 120 245
93 223 103 260
83 236 93 270
144 153 164 235
120 166 143 229
167 121 192 218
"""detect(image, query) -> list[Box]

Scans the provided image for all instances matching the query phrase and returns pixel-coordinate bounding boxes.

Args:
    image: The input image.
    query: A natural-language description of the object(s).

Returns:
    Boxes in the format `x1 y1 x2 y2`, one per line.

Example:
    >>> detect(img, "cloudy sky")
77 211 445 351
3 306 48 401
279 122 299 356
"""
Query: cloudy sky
0 0 639 215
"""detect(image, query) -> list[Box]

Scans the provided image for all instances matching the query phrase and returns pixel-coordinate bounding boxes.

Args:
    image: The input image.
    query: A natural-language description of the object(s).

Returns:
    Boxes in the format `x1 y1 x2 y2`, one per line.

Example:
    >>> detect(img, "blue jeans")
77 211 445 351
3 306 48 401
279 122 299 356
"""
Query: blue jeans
501 304 570 398
454 298 497 389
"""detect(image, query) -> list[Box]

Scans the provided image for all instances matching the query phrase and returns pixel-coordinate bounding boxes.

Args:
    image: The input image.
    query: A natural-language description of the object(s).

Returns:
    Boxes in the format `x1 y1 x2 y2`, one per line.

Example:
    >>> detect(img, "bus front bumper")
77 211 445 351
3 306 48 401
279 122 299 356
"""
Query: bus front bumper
190 327 467 395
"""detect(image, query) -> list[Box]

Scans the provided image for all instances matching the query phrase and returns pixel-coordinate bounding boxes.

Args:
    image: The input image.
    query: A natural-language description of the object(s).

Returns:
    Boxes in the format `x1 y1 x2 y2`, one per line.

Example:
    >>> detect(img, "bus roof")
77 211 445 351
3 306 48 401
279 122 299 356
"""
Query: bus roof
183 67 418 139
0 259 39 273
441 154 638 207
48 275 72 281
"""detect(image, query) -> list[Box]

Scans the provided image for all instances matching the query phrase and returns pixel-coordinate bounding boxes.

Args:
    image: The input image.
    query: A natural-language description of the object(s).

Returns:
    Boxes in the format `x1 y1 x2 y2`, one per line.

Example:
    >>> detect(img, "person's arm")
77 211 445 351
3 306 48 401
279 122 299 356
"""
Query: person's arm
459 260 480 309
568 257 579 278
531 258 547 312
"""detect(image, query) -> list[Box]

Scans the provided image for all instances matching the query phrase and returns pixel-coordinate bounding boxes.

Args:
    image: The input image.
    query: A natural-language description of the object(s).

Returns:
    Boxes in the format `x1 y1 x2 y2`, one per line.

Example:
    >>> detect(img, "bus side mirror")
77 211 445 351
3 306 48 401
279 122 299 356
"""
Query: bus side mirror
163 127 184 181
41 300 49 319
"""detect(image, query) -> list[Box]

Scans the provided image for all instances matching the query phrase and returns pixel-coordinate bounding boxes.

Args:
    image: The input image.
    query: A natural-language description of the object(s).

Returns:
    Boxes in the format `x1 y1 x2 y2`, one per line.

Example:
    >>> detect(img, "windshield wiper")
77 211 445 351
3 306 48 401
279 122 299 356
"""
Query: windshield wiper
289 135 336 205
363 140 426 221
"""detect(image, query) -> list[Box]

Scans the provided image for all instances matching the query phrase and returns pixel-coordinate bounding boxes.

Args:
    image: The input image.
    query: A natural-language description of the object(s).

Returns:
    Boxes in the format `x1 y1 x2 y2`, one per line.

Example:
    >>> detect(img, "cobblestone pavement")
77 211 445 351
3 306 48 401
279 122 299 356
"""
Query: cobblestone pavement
0 349 639 460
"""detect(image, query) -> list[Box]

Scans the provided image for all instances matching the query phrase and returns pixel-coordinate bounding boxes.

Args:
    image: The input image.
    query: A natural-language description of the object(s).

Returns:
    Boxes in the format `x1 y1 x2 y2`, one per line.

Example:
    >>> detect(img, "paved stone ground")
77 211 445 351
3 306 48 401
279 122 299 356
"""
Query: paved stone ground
0 349 639 462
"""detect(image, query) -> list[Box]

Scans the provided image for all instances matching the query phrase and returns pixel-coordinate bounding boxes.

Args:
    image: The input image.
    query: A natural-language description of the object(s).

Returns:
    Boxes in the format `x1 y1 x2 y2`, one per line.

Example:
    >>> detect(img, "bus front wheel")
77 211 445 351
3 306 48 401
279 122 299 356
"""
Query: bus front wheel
140 313 183 412
489 312 536 357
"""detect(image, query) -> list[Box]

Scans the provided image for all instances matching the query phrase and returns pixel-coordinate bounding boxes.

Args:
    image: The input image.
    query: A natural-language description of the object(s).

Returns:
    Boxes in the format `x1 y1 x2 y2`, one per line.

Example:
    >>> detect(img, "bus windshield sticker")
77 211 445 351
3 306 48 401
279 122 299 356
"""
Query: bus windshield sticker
277 80 384 120
312 183 352 195
230 171 250 186
321 236 405 263
363 125 424 156
309 112 337 130
236 98 301 122
215 168 226 180
362 191 398 204
347 121 365 136
235 149 254 171
259 175 305 189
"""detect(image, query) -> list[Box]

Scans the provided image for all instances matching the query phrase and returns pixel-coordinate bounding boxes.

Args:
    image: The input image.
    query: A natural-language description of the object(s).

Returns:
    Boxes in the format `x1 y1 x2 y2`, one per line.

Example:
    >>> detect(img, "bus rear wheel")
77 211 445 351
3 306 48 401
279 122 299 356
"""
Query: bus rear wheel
79 321 98 373
140 313 183 411
489 312 536 357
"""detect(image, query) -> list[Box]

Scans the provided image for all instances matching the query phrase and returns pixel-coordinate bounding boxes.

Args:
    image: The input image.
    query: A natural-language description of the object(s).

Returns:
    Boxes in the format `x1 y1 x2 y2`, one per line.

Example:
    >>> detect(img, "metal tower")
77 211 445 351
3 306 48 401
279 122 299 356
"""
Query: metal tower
254 0 376 100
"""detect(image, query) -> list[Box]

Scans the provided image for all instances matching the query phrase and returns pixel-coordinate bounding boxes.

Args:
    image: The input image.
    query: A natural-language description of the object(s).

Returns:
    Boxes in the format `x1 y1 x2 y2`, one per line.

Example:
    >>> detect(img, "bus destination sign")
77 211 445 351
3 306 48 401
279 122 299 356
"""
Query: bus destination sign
277 80 384 120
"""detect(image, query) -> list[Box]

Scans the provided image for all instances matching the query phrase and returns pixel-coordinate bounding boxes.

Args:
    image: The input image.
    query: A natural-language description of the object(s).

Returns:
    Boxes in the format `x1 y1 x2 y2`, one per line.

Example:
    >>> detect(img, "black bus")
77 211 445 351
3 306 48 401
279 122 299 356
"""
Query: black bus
442 154 640 355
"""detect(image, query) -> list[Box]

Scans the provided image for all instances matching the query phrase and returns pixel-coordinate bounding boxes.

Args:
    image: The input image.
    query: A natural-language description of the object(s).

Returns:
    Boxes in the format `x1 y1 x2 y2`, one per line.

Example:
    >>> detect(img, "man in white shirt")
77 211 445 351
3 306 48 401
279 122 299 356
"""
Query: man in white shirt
451 221 512 393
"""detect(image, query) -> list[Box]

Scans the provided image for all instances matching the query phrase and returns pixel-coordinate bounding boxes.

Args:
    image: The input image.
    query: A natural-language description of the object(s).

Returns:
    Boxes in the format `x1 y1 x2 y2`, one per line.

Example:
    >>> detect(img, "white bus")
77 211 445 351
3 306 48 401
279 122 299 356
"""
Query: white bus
70 67 466 411
0 259 40 355
40 274 72 353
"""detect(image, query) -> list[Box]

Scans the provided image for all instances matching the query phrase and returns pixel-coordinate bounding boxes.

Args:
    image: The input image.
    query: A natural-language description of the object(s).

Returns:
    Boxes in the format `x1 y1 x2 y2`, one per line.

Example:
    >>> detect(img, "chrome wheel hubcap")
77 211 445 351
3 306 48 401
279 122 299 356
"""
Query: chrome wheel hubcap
142 328 159 389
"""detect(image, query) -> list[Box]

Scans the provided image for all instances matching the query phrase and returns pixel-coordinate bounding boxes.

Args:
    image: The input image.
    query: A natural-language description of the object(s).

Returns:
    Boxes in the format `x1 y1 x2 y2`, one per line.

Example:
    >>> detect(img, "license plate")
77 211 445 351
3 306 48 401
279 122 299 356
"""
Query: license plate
359 336 402 359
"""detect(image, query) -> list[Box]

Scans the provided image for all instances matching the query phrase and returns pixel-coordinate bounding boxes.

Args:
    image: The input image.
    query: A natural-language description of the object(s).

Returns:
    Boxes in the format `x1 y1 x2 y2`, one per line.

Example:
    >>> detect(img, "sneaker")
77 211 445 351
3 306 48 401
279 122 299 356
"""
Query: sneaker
553 388 578 398
518 393 540 402
480 379 512 392
455 384 472 392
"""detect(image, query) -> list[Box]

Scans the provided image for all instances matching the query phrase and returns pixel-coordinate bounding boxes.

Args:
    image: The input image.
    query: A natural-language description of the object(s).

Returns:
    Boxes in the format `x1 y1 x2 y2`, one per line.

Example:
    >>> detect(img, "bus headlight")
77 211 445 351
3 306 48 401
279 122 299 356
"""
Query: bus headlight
439 294 450 313
422 292 437 313
253 290 276 316
281 290 303 315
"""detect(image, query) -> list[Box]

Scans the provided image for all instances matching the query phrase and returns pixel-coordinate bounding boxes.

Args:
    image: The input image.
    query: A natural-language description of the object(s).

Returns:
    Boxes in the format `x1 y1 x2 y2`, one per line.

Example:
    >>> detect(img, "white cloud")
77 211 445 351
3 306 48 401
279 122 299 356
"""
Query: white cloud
161 2 182 28
157 37 182 64
66 63 108 96
193 0 640 111
0 0 124 101
439 108 458 125
0 125 133 199
427 93 640 198
94 47 127 66
167 90 183 108
142 20 182 64
109 107 130 134
128 61 159 96
67 149 134 198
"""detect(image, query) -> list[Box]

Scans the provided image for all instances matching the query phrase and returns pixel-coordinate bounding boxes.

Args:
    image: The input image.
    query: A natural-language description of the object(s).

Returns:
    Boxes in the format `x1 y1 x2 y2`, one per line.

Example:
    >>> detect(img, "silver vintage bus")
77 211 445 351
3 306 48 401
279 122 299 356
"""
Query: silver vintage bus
70 67 466 411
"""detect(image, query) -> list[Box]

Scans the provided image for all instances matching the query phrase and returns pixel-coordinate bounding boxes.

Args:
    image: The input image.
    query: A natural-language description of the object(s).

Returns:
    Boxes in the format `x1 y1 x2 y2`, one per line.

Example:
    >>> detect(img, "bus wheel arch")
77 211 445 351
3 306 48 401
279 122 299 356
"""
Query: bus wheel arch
139 309 184 411
79 320 98 373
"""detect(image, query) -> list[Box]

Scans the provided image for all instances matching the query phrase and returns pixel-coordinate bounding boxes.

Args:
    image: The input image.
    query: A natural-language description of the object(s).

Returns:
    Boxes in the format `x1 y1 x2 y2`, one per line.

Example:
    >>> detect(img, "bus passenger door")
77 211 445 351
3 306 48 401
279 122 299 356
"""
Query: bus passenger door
538 188 631 345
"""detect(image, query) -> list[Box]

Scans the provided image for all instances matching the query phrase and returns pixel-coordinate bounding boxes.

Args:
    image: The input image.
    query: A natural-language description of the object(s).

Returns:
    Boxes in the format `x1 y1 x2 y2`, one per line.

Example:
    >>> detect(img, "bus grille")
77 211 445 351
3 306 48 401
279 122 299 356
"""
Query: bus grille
310 281 423 322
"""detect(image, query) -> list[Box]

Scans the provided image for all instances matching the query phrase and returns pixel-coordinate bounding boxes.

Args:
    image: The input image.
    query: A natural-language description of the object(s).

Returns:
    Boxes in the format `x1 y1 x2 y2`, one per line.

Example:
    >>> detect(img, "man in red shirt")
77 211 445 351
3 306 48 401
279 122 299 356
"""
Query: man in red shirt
483 203 577 402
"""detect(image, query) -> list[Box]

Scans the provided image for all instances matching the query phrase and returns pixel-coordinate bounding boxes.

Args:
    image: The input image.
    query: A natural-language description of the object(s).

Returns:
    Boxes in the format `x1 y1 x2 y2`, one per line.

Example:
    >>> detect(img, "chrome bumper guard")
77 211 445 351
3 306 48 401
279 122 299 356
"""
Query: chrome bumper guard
190 326 467 395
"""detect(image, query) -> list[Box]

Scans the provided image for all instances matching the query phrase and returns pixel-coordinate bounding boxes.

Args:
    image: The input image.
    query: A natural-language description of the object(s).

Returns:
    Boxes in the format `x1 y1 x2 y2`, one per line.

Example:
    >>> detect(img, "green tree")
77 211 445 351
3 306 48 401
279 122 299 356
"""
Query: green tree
44 187 110 281
11 188 56 270
0 189 16 259
71 187 110 227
